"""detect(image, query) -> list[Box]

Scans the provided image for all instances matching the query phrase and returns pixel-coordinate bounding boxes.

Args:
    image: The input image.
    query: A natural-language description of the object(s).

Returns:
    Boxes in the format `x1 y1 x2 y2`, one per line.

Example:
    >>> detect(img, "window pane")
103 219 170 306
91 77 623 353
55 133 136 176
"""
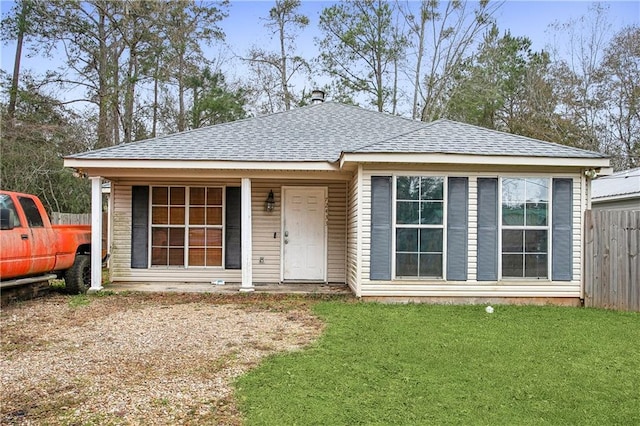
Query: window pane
169 228 184 247
151 247 167 265
152 187 168 204
170 187 185 205
190 187 205 205
420 177 443 200
397 176 420 200
420 201 443 225
502 178 526 203
526 202 547 226
18 197 44 227
190 207 205 225
206 248 223 266
525 230 547 253
168 248 184 265
525 254 547 278
502 203 524 226
207 188 223 205
152 228 168 246
189 248 205 266
502 230 523 252
526 178 548 202
420 229 443 252
152 206 168 224
189 228 206 246
396 229 418 252
169 207 185 225
419 254 442 277
397 201 419 224
396 253 418 276
206 229 223 246
206 207 223 225
0 195 21 228
502 254 524 277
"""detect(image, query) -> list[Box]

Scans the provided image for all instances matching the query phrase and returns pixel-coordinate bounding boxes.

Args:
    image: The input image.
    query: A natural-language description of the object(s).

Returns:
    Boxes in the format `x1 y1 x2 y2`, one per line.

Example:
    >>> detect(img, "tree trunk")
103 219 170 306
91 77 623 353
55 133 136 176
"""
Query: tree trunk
279 18 290 111
152 55 159 138
96 7 110 148
412 11 426 120
7 1 28 121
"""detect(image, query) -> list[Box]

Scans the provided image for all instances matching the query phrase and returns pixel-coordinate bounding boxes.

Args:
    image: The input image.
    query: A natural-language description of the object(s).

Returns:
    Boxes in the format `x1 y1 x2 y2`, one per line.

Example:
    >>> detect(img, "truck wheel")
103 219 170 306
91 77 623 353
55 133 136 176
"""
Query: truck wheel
64 255 91 294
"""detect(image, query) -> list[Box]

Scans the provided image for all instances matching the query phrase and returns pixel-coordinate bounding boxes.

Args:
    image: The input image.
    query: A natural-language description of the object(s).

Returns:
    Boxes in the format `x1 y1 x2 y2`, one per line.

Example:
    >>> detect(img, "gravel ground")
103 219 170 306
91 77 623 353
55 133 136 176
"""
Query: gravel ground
1 293 324 425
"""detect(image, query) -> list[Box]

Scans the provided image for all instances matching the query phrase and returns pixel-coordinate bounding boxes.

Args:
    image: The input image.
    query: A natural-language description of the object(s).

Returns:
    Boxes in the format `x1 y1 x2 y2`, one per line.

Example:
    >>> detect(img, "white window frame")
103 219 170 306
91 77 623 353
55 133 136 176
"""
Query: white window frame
392 174 448 280
148 185 226 269
498 177 551 280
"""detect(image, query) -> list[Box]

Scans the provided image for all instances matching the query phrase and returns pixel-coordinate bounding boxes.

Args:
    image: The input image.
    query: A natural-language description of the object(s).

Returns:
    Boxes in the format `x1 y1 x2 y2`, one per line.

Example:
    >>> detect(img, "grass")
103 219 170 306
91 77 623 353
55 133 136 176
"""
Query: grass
235 303 640 425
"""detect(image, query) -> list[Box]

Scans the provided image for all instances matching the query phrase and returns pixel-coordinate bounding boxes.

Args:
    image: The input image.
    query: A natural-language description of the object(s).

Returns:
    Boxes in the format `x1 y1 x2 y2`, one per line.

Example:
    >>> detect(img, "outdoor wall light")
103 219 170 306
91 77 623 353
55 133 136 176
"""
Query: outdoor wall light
584 169 598 179
265 190 275 212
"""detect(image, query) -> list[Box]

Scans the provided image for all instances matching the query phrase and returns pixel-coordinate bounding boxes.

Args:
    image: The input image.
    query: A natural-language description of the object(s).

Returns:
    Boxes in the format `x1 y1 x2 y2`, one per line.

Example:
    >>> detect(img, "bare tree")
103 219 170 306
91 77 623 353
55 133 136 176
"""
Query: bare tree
399 0 501 122
244 0 309 113
601 26 640 169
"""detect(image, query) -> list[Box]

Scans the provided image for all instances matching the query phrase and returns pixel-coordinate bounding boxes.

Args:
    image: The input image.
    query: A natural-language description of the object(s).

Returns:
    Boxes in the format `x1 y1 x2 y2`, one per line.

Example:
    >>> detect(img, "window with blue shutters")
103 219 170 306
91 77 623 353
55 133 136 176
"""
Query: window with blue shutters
395 176 445 278
501 178 550 278
130 185 241 269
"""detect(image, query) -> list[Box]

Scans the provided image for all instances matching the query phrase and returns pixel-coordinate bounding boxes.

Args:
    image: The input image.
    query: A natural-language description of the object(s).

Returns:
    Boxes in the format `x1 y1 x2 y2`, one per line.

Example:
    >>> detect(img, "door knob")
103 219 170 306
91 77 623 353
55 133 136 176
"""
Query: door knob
284 239 289 244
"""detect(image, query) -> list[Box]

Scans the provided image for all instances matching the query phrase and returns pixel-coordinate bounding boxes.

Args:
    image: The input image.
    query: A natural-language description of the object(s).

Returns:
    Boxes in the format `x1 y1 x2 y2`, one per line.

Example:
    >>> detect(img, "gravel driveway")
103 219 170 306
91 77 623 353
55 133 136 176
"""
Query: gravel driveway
1 293 324 425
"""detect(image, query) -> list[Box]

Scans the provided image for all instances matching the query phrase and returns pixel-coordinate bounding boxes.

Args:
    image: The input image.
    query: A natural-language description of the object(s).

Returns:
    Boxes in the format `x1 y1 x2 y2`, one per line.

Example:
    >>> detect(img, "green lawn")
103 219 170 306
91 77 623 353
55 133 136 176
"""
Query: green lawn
235 303 640 425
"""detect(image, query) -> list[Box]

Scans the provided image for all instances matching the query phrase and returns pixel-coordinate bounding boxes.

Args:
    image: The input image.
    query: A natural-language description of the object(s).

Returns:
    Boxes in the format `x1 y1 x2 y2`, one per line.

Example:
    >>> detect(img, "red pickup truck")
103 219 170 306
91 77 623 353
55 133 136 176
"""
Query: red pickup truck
0 190 92 294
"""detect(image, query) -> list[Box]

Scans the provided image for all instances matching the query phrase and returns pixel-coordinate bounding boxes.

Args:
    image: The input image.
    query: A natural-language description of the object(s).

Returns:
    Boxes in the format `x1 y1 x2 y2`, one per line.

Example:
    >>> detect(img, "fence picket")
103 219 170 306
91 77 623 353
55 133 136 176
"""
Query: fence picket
584 209 640 311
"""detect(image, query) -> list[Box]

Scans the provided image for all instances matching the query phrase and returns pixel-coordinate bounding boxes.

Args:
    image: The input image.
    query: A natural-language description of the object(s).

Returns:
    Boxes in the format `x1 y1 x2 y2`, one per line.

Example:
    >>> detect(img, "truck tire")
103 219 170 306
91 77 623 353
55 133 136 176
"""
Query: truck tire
64 255 91 294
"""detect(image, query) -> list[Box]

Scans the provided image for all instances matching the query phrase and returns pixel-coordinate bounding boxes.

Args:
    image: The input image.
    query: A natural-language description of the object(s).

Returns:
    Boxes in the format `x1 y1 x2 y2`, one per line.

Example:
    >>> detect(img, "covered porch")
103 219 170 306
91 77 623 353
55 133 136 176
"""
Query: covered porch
81 170 352 294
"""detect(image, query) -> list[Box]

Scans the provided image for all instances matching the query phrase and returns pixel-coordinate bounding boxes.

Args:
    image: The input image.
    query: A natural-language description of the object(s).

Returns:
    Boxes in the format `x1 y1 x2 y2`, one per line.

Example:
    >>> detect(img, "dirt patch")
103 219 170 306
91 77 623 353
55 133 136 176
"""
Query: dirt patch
1 293 327 425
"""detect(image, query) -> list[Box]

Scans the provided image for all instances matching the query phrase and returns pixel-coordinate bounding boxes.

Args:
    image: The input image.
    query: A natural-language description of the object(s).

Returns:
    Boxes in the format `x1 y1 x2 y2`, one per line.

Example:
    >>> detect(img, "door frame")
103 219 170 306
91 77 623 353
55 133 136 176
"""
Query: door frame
280 186 328 282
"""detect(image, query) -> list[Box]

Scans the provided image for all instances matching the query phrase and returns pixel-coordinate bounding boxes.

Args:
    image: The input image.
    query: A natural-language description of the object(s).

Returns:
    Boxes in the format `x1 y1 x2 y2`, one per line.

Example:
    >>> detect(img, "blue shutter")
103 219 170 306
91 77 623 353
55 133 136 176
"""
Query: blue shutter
477 178 498 281
225 187 242 269
552 178 573 281
447 177 468 280
370 176 392 280
131 186 149 269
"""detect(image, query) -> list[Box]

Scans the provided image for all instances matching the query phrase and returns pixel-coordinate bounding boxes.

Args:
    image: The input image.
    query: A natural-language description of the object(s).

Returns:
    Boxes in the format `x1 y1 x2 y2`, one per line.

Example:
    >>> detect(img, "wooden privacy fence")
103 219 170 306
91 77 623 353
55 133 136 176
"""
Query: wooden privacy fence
50 212 92 225
584 209 640 311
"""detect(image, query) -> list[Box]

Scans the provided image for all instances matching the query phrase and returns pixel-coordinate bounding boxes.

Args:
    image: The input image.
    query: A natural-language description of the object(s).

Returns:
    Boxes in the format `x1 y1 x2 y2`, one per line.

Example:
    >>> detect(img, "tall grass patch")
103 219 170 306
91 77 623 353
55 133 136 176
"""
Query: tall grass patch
236 303 640 425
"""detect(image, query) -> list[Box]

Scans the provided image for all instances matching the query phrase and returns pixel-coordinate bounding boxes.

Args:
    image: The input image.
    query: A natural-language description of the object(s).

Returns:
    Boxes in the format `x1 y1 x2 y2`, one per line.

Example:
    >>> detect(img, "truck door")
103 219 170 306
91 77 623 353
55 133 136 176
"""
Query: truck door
17 196 57 276
0 194 31 279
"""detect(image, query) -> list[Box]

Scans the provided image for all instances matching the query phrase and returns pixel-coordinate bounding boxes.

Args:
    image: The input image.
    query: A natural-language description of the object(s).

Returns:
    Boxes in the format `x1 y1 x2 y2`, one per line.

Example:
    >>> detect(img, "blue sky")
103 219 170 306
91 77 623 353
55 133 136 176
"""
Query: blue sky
217 1 639 54
1 0 638 99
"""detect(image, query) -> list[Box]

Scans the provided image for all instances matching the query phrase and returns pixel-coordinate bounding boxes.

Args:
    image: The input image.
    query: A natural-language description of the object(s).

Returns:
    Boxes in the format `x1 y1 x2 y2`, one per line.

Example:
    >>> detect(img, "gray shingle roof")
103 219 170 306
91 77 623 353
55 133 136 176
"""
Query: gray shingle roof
68 102 606 162
351 119 606 158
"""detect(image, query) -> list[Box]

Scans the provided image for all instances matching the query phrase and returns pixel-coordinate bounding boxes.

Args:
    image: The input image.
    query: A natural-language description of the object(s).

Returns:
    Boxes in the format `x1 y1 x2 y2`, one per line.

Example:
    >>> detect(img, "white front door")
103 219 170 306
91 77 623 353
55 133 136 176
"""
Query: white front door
282 187 327 281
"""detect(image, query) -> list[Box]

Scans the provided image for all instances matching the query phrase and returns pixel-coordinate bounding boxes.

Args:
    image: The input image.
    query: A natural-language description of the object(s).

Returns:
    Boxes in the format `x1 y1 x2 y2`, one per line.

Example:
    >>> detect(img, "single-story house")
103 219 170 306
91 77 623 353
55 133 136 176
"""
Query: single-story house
591 167 640 210
65 99 612 304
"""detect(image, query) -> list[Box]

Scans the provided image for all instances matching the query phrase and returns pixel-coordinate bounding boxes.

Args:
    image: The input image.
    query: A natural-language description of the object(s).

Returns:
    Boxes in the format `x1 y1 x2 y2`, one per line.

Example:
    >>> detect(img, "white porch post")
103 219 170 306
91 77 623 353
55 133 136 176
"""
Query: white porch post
240 177 254 292
89 176 103 291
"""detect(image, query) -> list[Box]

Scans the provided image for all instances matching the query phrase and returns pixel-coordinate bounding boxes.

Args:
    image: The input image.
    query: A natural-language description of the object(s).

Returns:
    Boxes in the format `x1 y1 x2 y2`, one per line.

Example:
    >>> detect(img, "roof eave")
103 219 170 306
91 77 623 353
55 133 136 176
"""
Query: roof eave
64 158 341 175
339 152 610 169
